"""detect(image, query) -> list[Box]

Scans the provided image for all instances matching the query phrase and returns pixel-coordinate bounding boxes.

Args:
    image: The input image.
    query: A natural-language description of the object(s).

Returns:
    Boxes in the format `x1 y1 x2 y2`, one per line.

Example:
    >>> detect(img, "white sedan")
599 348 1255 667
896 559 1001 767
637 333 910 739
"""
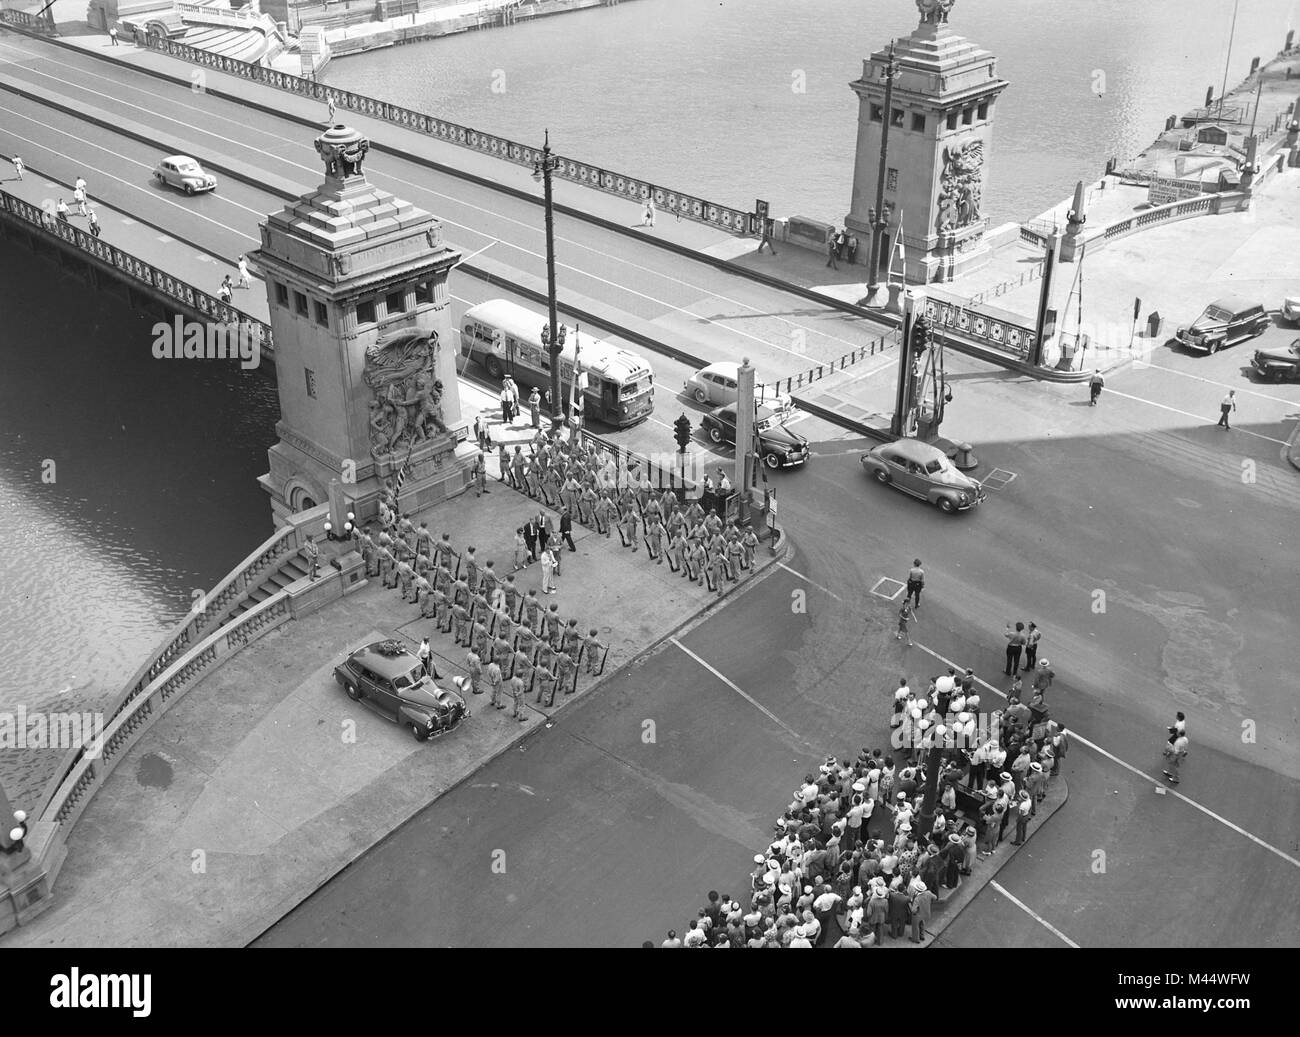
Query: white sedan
153 155 217 195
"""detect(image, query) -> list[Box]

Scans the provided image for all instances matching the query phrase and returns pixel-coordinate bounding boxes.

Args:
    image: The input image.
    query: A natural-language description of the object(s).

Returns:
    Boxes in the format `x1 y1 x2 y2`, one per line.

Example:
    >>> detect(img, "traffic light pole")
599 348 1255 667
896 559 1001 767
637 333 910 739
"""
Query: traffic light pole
893 290 927 437
735 359 755 524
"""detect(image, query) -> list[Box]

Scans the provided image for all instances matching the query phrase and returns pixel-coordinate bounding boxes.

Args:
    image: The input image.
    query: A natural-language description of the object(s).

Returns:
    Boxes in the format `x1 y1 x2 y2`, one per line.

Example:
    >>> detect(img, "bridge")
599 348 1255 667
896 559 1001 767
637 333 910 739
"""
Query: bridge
0 14 1061 466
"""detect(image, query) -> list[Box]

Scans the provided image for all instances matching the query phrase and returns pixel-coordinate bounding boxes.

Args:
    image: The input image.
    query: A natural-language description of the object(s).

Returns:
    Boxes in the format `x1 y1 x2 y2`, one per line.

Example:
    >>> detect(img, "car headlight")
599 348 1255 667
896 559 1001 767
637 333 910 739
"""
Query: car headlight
959 493 969 504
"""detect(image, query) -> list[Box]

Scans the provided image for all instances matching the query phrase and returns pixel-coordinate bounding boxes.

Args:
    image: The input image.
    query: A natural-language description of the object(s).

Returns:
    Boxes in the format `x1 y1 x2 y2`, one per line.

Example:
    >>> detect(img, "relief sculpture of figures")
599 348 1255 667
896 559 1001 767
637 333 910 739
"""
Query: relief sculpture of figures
363 328 447 461
916 0 956 24
936 139 984 233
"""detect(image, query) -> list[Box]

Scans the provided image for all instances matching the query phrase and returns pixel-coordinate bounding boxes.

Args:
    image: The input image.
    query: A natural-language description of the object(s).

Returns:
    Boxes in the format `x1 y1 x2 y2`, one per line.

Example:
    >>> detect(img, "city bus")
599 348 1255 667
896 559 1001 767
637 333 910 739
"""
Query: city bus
460 299 655 427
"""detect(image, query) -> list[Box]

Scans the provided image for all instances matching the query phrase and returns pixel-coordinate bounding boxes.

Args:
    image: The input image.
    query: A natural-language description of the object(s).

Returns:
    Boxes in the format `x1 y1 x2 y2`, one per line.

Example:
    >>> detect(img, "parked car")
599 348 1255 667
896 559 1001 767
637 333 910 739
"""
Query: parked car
1174 296 1270 353
153 155 217 194
1282 292 1300 325
1251 338 1300 381
333 639 468 742
700 402 809 469
860 438 985 513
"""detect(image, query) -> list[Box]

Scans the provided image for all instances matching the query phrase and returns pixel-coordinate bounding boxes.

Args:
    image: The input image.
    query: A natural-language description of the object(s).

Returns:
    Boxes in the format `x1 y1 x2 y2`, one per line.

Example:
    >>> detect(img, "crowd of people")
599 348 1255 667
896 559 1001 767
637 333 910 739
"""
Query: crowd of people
346 489 609 721
654 668 1071 948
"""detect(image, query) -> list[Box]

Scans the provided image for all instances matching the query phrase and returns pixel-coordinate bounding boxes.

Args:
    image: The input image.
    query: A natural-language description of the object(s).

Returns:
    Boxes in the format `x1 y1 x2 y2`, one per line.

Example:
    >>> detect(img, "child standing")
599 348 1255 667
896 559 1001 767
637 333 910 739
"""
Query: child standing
896 603 915 647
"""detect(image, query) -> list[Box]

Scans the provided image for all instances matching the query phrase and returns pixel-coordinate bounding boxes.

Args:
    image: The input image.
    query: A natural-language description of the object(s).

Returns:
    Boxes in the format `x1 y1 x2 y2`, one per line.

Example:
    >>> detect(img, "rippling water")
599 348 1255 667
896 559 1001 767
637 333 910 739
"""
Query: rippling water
0 246 280 809
326 0 1299 227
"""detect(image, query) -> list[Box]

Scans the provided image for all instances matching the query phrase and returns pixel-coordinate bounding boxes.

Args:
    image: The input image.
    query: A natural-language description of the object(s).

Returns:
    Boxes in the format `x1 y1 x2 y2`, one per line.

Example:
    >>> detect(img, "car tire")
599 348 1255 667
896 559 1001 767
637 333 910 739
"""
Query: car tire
344 682 360 701
485 354 503 379
154 172 164 184
708 426 723 444
693 387 709 404
763 452 781 469
1209 339 1220 354
937 497 957 513
412 722 430 743
184 183 195 195
873 468 891 485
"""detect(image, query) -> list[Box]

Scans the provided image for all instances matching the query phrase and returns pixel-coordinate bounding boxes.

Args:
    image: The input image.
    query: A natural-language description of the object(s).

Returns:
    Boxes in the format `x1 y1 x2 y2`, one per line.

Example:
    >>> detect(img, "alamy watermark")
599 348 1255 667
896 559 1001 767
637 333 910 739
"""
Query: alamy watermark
151 316 261 370
0 707 105 758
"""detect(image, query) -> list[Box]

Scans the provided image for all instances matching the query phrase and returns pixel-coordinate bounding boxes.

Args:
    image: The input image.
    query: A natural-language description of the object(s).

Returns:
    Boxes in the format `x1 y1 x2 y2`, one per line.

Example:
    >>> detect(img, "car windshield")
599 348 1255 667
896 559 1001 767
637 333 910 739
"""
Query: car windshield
175 161 200 172
924 459 944 475
1203 306 1233 322
392 667 422 689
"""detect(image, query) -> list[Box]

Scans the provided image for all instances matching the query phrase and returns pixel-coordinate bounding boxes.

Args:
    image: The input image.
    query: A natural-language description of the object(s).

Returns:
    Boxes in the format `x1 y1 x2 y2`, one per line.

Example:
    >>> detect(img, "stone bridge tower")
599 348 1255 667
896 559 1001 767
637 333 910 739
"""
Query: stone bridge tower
253 124 475 526
846 0 1009 284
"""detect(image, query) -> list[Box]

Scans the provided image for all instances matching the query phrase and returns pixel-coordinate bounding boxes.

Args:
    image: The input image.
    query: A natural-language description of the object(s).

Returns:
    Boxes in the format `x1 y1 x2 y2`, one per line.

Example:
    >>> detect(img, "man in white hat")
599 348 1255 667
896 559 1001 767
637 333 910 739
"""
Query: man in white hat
1011 789 1033 845
682 919 707 947
909 880 936 943
1026 761 1046 813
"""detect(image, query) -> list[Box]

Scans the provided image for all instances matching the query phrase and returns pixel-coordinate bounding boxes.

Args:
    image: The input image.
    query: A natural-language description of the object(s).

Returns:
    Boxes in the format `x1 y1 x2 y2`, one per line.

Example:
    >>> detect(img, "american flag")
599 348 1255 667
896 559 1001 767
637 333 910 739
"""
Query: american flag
392 441 416 501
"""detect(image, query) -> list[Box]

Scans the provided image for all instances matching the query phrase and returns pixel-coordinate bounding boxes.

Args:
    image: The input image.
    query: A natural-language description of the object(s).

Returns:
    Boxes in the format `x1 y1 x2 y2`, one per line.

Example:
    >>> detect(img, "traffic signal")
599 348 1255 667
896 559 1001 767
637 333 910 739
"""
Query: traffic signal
910 314 931 356
673 413 691 453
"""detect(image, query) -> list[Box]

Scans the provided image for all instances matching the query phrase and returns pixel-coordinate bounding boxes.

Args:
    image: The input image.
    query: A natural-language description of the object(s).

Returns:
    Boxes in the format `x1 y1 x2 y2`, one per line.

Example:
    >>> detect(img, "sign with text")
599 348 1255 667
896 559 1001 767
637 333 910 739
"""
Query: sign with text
1147 177 1203 206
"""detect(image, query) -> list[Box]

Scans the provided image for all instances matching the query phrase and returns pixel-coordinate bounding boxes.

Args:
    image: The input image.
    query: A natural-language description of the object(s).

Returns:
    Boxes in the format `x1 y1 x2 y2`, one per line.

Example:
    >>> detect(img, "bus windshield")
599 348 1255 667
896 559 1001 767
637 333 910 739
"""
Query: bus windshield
621 381 643 397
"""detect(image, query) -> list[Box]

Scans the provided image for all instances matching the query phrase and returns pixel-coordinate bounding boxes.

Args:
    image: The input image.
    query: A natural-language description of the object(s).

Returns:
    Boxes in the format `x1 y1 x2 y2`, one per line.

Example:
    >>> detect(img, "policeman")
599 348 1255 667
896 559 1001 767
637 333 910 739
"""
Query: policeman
302 535 320 581
555 650 577 697
413 572 433 614
396 557 415 600
581 629 606 674
480 560 499 603
509 671 527 721
534 661 557 708
463 649 483 695
451 601 471 646
377 543 397 588
486 657 504 708
464 547 480 594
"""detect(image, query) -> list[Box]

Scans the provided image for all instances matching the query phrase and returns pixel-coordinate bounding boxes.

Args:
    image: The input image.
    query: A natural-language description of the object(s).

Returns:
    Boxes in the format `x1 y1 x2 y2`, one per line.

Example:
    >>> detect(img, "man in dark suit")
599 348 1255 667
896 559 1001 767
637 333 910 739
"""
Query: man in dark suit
559 508 577 553
522 518 539 563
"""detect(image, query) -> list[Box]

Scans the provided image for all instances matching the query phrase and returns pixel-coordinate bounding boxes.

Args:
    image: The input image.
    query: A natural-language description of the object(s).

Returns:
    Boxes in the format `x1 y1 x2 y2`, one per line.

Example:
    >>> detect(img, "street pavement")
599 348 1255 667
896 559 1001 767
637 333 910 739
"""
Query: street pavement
261 347 1300 945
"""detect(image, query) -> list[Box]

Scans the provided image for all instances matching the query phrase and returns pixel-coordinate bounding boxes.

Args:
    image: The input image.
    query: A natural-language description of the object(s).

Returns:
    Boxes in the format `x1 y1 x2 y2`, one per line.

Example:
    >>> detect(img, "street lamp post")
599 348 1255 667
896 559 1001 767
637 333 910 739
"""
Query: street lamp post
864 42 898 307
533 130 562 423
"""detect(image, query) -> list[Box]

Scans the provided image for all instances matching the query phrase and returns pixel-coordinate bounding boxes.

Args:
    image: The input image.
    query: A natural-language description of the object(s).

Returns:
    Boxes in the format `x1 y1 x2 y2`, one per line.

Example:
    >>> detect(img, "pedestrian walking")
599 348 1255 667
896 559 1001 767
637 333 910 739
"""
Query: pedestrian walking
218 275 233 303
559 508 576 552
109 25 119 45
826 234 838 269
895 603 915 646
1004 621 1026 675
905 558 924 608
1032 658 1055 696
522 517 538 563
539 546 557 594
1010 790 1032 844
909 881 935 943
642 198 656 227
237 254 250 288
74 185 87 217
1024 621 1041 671
1162 732 1189 784
11 155 23 181
327 96 336 124
756 217 777 255
87 208 101 237
1216 390 1236 429
1088 369 1104 405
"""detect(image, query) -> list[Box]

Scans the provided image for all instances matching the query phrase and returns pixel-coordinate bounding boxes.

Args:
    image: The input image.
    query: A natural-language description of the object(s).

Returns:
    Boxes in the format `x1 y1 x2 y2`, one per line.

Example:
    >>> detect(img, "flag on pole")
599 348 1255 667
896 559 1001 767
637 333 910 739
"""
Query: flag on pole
392 440 416 502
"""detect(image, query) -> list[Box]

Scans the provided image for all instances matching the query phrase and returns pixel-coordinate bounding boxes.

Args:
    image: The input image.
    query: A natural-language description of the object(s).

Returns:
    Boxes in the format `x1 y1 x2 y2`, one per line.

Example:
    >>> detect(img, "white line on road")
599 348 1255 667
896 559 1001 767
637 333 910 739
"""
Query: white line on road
783 573 1300 872
669 637 800 740
1132 359 1300 407
1100 385 1289 445
989 880 1080 948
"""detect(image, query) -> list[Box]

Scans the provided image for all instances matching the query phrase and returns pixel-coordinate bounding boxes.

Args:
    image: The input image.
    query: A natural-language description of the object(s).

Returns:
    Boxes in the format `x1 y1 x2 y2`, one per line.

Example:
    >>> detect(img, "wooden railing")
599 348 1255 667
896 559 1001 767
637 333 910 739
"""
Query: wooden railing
138 32 756 236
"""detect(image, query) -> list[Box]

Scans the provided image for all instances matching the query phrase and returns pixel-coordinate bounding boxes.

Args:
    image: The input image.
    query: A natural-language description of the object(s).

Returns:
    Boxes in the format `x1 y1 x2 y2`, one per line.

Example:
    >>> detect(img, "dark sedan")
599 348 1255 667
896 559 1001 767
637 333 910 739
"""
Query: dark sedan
699 403 809 469
333 639 468 742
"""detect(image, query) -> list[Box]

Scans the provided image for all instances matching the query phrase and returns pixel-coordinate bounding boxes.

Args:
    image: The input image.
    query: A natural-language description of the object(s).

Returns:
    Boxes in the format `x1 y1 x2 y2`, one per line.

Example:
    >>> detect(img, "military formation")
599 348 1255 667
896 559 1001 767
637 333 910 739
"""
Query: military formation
351 492 610 724
498 426 764 596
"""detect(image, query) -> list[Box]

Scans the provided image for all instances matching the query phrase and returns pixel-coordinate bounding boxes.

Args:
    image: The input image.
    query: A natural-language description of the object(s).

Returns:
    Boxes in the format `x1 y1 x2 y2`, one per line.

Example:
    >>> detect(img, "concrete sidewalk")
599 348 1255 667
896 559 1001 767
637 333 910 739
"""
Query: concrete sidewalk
3 478 784 947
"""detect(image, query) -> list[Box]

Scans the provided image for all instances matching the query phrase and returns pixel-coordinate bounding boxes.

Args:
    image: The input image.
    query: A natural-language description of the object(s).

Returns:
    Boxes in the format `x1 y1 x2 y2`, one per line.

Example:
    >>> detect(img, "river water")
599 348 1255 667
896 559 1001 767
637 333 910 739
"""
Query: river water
1 0 1295 809
326 0 1299 227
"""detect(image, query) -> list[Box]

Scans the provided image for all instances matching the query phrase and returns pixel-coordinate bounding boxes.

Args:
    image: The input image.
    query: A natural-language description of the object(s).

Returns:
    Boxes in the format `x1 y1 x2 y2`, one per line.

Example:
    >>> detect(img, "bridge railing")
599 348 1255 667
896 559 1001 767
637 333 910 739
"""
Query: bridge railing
138 33 756 237
924 295 1036 363
0 187 273 355
0 8 57 34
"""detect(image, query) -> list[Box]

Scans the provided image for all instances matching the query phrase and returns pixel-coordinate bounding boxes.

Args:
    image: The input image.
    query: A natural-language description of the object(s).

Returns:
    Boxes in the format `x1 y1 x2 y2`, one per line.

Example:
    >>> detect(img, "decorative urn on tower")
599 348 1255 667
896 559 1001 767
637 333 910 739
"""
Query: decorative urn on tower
846 0 1009 284
253 124 476 526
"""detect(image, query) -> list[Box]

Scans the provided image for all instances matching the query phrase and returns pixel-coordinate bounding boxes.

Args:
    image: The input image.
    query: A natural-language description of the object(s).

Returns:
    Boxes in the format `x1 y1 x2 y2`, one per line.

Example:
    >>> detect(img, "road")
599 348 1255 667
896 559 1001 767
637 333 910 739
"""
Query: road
5 29 1298 947
259 347 1300 945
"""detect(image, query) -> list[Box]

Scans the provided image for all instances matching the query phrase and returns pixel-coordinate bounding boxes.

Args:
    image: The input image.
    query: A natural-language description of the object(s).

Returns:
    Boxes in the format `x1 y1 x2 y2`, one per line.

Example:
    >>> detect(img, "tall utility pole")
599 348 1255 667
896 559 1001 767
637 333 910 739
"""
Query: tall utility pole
533 130 562 421
893 289 927 437
735 358 755 525
1218 0 1241 121
865 41 898 307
